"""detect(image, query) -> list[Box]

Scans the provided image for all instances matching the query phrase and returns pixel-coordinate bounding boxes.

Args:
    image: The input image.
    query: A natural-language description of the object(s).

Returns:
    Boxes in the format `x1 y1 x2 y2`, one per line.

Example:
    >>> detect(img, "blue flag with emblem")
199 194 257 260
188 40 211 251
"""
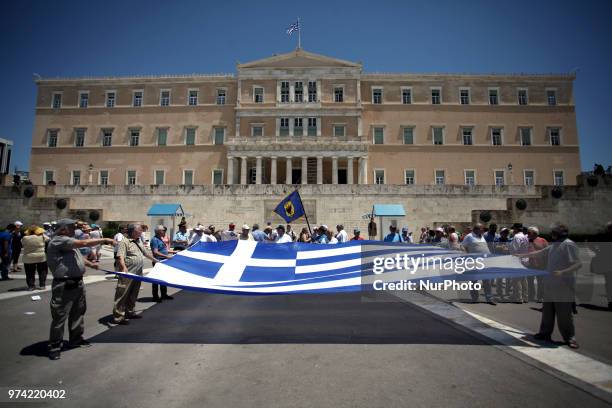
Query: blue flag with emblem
274 190 305 223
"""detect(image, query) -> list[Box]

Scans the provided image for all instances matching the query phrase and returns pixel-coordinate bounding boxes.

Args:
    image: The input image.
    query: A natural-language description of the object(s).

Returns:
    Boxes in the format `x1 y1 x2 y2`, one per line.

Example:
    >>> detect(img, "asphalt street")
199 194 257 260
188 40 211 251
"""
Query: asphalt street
0 260 610 407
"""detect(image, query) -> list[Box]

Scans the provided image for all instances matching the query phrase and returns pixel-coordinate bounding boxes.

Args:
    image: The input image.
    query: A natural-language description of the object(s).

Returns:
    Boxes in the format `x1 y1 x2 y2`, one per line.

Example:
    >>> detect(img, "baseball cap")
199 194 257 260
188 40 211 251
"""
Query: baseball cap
402 226 409 232
155 225 166 231
14 221 23 226
354 228 360 233
242 224 250 230
435 227 444 233
229 222 236 227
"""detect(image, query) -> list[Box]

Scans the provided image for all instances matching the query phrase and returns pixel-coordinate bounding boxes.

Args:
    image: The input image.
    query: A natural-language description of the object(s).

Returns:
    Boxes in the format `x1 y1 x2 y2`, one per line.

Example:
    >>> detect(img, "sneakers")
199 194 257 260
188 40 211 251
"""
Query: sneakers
48 350 61 360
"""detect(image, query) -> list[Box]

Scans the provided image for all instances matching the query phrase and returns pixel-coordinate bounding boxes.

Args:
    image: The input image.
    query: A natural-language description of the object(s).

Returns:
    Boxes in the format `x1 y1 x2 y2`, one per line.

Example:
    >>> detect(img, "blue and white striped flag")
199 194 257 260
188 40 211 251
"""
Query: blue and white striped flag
286 21 299 35
111 240 546 295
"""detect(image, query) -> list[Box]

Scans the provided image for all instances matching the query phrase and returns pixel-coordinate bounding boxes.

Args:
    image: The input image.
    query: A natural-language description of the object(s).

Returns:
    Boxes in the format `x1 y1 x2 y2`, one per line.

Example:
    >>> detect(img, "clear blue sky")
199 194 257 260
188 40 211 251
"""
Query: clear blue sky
1 0 611 172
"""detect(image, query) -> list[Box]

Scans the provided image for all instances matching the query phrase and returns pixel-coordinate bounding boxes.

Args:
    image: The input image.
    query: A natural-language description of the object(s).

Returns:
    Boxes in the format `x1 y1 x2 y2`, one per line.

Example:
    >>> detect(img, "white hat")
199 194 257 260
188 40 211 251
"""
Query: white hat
435 227 444 233
242 224 250 230
15 221 23 226
527 226 539 235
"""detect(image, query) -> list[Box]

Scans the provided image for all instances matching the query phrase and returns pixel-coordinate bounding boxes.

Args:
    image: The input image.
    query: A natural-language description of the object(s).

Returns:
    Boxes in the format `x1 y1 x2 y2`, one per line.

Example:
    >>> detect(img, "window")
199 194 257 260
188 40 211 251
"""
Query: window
374 169 385 185
547 89 557 106
334 86 344 103
79 92 89 108
294 118 303 136
403 127 414 144
294 82 303 102
254 87 264 103
71 170 81 186
465 170 476 186
280 81 290 103
188 90 198 106
460 89 470 105
106 91 116 108
212 169 223 185
520 127 532 146
549 127 561 145
307 118 317 136
129 129 140 146
432 127 444 145
518 88 528 105
252 126 263 137
396 88 410 105
488 88 499 105
491 128 503 146
133 91 143 107
214 127 225 145
127 170 137 185
75 128 86 147
183 170 194 186
495 170 505 186
372 88 383 104
160 90 170 106
157 128 167 146
462 127 473 145
154 170 165 185
280 118 290 136
435 170 445 185
102 129 113 147
185 128 196 145
52 93 62 109
99 170 109 186
47 129 58 147
524 170 535 186
216 89 226 105
554 170 564 186
44 170 54 185
431 88 441 104
373 127 384 144
333 125 345 138
308 81 317 102
404 169 415 185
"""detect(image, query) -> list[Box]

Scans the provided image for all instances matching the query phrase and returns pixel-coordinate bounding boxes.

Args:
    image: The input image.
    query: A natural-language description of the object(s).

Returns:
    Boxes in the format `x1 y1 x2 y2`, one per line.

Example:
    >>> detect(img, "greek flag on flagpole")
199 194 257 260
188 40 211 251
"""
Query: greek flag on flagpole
286 21 299 35
110 240 547 295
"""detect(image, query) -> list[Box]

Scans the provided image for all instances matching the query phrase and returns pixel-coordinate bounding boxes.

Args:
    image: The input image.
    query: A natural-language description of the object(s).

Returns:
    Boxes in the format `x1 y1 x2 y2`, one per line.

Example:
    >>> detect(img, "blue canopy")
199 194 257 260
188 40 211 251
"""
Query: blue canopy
146 204 185 217
372 204 406 217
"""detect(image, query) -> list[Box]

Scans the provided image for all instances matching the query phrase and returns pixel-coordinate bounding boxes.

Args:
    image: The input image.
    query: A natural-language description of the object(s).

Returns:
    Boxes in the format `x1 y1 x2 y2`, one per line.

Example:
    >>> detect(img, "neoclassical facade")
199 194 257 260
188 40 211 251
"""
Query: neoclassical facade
30 49 581 187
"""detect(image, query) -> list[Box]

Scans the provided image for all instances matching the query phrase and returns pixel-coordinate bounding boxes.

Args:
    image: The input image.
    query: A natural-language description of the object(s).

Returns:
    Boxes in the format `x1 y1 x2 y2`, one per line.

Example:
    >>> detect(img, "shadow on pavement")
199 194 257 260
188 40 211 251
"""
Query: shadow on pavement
90 290 491 345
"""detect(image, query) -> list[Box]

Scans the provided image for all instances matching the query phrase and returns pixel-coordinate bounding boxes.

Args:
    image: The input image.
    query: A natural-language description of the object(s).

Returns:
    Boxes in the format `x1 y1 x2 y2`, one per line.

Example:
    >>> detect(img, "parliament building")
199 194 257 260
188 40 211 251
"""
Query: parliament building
30 49 581 187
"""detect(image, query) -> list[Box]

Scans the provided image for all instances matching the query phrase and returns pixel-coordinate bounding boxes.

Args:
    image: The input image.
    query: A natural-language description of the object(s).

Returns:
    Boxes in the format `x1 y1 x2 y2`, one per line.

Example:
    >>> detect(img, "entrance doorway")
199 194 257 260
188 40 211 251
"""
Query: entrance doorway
338 169 347 184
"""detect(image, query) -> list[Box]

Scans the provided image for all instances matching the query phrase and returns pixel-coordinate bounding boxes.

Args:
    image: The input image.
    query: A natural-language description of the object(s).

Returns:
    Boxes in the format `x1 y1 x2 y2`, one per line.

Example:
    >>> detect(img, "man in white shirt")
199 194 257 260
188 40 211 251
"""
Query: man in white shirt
509 223 530 303
201 227 217 243
221 223 239 241
335 225 348 243
113 225 127 270
275 225 293 243
462 223 495 305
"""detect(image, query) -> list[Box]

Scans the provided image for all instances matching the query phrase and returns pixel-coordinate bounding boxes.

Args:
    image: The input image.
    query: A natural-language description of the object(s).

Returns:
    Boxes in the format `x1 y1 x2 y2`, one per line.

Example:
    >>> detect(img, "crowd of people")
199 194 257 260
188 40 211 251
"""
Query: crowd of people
2 217 612 359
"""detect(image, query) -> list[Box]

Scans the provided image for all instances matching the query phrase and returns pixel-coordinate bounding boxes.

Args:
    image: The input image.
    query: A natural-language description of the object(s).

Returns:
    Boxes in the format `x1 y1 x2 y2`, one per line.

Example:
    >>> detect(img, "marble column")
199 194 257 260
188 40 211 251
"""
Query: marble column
227 156 234 185
332 156 338 185
358 157 368 184
347 157 354 184
255 156 262 185
316 156 323 184
286 157 292 184
270 156 277 185
301 156 308 185
240 156 247 185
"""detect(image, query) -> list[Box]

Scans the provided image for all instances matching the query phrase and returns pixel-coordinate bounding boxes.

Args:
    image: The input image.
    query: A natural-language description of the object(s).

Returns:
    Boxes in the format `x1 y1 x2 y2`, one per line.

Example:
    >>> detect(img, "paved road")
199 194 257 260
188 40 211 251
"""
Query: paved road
0 277 610 408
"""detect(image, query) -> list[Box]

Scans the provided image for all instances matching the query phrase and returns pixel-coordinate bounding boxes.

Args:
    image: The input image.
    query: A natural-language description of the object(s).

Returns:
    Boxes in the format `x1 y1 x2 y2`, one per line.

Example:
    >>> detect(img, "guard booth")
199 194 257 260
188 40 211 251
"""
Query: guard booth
146 204 185 244
368 204 406 241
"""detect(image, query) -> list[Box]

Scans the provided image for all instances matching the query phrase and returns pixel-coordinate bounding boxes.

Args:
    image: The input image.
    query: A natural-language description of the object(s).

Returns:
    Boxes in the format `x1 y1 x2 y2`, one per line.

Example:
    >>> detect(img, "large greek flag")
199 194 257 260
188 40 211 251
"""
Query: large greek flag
112 240 546 295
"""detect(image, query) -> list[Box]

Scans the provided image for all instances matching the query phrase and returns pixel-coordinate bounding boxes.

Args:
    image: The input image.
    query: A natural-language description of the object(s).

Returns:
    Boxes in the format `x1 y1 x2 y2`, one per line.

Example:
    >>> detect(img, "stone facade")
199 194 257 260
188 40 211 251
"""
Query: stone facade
30 49 580 188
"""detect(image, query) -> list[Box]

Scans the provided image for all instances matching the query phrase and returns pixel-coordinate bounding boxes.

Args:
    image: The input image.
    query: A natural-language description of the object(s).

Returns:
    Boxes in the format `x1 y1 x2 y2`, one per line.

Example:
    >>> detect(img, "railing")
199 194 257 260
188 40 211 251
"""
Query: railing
227 135 365 145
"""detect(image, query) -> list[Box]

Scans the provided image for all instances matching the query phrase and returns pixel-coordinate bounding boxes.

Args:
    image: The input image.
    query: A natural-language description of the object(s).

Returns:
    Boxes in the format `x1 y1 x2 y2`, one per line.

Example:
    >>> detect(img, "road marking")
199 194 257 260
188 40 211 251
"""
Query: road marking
391 290 612 400
0 268 153 301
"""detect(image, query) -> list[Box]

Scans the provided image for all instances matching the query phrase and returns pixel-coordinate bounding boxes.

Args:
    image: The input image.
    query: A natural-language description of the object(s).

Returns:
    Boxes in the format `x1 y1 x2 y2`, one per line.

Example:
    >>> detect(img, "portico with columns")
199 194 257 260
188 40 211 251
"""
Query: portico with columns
226 141 368 185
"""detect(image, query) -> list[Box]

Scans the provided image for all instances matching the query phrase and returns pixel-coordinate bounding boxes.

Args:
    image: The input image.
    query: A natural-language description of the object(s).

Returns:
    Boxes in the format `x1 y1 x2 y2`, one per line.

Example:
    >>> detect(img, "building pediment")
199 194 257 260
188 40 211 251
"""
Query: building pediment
238 49 361 69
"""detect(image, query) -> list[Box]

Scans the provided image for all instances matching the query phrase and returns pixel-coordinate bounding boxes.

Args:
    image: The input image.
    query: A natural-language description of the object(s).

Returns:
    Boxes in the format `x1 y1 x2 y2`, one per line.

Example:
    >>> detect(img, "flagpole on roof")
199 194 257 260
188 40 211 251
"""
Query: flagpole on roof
297 17 301 49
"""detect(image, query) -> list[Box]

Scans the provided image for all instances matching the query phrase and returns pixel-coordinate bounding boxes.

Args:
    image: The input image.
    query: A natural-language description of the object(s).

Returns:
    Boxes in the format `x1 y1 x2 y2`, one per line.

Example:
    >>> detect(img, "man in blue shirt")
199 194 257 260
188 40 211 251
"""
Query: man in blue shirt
173 223 189 251
251 224 267 242
0 224 15 280
384 225 404 243
150 225 175 302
